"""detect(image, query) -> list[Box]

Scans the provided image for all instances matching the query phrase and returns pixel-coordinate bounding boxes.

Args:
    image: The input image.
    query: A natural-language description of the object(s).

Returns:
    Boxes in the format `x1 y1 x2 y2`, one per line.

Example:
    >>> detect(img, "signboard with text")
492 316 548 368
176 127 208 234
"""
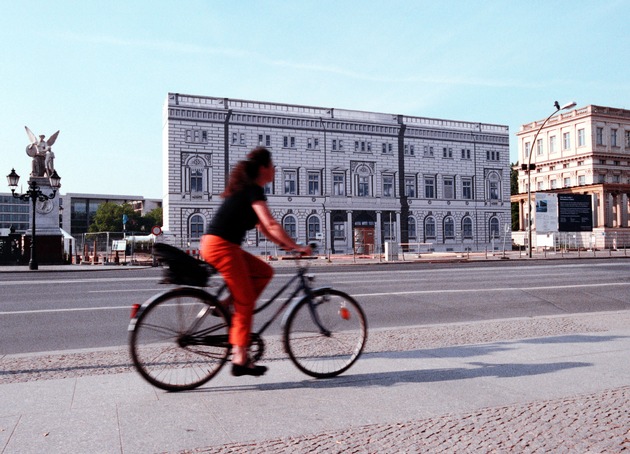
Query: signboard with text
535 193 558 233
558 194 593 232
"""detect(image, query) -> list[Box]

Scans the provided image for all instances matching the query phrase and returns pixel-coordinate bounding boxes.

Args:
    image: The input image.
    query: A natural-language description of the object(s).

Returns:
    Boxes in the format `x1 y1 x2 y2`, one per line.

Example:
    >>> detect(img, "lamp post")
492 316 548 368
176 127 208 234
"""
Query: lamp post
525 101 576 258
6 168 62 270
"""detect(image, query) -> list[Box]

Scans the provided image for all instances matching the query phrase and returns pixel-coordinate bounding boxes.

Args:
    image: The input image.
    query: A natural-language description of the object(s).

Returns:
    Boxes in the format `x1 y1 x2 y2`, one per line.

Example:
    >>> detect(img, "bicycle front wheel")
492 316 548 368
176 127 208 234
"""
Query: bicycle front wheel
129 288 230 391
284 288 367 378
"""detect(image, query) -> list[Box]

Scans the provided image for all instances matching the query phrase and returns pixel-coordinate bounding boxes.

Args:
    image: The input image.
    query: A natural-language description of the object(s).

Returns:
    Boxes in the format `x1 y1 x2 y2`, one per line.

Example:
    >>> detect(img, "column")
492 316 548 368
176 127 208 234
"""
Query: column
622 193 629 228
375 211 382 252
346 211 353 252
395 211 401 244
606 192 614 228
324 210 331 253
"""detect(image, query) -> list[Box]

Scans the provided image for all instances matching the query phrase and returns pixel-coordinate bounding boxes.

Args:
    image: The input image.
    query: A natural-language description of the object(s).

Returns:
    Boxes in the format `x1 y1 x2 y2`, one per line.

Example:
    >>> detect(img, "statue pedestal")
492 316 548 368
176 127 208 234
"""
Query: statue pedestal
24 177 64 264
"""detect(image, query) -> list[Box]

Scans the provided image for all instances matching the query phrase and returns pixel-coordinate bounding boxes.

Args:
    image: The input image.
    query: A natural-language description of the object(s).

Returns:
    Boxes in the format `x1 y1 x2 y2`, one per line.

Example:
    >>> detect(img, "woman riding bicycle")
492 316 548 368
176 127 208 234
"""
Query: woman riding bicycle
200 146 311 377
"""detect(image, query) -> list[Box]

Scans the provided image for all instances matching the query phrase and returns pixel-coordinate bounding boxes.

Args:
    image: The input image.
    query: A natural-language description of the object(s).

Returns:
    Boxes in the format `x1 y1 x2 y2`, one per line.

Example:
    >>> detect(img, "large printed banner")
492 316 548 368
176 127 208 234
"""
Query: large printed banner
558 194 593 232
535 193 558 233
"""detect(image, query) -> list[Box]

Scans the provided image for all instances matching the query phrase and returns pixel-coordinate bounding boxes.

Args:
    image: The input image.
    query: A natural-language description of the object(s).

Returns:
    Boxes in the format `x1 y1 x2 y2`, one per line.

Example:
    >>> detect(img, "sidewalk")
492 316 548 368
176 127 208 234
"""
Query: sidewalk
1 311 629 453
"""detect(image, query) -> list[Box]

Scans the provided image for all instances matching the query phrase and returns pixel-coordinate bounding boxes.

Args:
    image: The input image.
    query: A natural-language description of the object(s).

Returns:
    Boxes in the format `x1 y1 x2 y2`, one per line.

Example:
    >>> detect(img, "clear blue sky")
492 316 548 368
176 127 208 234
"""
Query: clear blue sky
1 1 627 199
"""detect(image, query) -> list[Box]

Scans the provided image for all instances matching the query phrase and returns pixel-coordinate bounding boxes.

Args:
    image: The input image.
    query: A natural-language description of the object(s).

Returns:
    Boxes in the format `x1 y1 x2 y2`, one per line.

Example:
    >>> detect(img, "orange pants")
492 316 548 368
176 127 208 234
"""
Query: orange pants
200 234 273 347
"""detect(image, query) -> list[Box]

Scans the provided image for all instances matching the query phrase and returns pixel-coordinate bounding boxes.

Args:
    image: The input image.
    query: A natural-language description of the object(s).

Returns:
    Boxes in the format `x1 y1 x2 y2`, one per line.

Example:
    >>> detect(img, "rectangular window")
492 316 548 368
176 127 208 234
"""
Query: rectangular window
358 176 370 197
333 222 345 240
263 181 273 195
232 132 238 144
578 128 585 147
537 139 543 156
383 175 394 198
404 145 415 156
578 175 586 185
611 129 618 147
424 146 434 157
443 177 454 199
462 178 472 200
283 170 297 195
308 172 320 195
537 181 544 191
563 177 571 187
442 147 453 158
626 131 630 148
190 169 203 192
563 132 571 150
596 127 604 145
239 133 246 145
424 176 436 199
550 179 557 189
404 176 416 198
549 136 557 153
333 172 345 196
283 136 296 148
461 149 471 159
524 142 530 158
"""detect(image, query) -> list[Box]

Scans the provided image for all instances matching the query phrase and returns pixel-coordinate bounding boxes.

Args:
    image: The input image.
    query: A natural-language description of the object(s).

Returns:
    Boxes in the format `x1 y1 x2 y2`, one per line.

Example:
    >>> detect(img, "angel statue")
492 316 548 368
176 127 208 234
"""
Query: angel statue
25 126 59 178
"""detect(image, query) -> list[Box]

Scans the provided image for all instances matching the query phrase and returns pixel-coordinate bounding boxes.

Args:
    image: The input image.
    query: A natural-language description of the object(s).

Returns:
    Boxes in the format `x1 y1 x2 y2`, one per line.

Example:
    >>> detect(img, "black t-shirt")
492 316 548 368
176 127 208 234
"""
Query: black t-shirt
206 184 267 245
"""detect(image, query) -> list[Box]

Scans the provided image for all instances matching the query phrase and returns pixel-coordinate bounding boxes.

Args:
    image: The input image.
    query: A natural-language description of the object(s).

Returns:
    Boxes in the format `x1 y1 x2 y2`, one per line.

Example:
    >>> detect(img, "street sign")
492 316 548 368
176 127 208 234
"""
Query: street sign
151 226 162 236
122 214 129 225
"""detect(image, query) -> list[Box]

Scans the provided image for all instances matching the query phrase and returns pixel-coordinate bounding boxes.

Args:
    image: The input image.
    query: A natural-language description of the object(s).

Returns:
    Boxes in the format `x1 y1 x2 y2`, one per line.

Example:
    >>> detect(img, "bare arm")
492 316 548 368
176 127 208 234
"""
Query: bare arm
252 201 311 255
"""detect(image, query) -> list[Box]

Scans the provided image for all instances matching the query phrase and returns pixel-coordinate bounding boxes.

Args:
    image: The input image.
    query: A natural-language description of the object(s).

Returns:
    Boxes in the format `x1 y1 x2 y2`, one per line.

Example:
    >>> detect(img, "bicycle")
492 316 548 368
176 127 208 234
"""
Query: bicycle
128 243 368 392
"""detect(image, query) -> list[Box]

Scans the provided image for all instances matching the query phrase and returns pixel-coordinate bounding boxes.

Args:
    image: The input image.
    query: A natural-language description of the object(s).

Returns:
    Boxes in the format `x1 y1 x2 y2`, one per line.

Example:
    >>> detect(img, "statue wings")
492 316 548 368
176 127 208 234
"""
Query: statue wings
25 126 60 147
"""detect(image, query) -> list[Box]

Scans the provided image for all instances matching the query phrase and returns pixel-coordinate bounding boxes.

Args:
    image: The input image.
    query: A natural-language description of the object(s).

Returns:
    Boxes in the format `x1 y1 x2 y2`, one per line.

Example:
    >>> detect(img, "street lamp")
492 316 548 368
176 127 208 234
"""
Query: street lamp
524 101 576 258
6 168 62 270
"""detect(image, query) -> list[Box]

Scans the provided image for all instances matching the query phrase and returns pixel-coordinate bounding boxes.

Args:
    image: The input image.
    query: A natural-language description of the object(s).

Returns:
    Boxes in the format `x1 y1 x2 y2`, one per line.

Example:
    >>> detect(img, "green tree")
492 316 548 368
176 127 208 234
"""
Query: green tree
89 202 141 233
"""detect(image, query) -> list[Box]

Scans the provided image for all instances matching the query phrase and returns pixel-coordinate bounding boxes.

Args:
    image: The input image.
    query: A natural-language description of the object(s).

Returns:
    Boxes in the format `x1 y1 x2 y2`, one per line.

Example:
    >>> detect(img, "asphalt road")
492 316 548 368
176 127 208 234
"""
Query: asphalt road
1 258 629 355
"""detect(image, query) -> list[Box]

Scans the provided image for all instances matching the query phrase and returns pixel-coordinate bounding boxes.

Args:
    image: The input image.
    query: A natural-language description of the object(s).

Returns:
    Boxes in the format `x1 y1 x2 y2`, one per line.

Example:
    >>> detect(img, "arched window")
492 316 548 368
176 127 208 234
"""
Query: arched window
189 214 204 240
489 217 500 240
307 215 321 240
425 216 436 240
462 217 473 239
408 216 417 239
444 216 455 239
486 171 501 201
283 215 297 240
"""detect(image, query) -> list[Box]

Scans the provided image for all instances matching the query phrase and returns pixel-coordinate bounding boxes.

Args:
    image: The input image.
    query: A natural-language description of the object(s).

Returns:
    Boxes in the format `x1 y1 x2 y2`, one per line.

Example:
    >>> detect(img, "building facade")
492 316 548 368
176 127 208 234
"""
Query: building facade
0 193 30 233
512 105 630 248
163 93 511 254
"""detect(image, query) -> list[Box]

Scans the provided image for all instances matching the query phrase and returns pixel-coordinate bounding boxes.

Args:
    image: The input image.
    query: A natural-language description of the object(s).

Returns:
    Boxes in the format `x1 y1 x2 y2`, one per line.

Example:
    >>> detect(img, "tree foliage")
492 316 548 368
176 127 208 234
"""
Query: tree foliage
89 203 162 233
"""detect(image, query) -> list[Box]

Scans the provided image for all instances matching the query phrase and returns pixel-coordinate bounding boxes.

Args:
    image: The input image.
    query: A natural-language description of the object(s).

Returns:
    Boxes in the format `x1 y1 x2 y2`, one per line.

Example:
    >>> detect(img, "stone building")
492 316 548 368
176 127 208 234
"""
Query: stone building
162 93 511 254
512 104 630 249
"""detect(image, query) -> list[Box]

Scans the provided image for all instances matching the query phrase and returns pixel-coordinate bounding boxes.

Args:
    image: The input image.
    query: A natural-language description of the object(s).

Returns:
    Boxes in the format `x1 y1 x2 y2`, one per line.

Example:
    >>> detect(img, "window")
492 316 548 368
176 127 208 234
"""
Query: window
578 129 585 147
190 169 203 192
550 179 557 189
283 215 297 240
461 148 471 159
549 136 557 153
442 147 453 158
189 214 204 240
625 131 630 147
358 176 370 196
578 175 586 185
308 172 320 195
563 177 571 187
382 175 394 197
462 217 473 239
263 181 273 195
487 150 500 161
598 174 606 183
333 221 345 239
443 177 454 199
487 172 500 201
444 217 455 239
382 143 393 154
563 132 571 150
231 132 238 144
424 146 434 157
185 129 208 144
404 176 416 197
405 144 415 156
258 134 271 147
332 139 343 151
489 217 500 240
424 176 436 199
536 139 543 156
425 217 436 239
462 178 473 200
596 127 604 145
537 181 544 191
524 142 531 158
408 217 417 239
354 164 372 197
307 138 320 150
307 216 321 240
611 129 618 147
333 172 345 196
283 170 297 195
283 136 296 148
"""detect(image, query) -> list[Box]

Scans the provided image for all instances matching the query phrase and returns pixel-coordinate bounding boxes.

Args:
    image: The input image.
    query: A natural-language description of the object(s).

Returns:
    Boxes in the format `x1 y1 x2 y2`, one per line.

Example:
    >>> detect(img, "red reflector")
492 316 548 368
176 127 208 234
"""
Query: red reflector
339 307 350 320
130 304 140 319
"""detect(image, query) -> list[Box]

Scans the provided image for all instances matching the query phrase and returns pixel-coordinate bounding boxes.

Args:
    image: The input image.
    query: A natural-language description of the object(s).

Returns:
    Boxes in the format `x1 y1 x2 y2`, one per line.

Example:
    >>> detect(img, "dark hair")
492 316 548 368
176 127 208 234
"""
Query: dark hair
222 147 272 197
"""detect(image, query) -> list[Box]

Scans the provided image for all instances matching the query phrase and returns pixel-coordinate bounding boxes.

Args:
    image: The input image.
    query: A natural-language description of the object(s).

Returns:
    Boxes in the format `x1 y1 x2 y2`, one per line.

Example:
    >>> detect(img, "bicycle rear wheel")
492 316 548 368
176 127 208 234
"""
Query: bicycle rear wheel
284 288 367 378
129 287 230 391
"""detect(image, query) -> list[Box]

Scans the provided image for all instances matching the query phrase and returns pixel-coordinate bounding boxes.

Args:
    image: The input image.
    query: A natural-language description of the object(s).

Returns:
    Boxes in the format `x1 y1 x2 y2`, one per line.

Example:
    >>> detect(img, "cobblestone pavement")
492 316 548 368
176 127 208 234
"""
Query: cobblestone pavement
189 386 630 453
